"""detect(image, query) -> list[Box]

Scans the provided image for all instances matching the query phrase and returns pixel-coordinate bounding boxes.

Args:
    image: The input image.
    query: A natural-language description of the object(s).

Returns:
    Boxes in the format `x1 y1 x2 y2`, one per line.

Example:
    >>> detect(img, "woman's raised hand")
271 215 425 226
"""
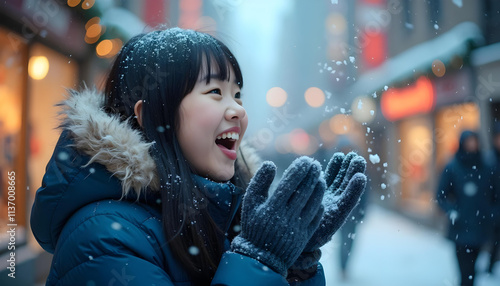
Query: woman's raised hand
290 152 367 275
231 156 326 276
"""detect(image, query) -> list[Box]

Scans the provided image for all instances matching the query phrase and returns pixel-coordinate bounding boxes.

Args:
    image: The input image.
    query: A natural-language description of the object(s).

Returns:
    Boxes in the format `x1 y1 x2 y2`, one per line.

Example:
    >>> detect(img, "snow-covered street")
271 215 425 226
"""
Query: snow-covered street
319 205 500 286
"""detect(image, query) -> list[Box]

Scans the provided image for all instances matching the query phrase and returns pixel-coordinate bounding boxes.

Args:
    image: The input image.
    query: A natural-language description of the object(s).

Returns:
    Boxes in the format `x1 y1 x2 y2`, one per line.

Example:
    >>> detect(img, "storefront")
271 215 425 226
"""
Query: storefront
0 1 86 284
376 68 482 224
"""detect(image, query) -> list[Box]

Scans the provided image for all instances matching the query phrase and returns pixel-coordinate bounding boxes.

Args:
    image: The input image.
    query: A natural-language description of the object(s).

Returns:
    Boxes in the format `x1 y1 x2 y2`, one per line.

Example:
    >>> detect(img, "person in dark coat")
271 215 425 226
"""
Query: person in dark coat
30 28 367 285
436 130 495 286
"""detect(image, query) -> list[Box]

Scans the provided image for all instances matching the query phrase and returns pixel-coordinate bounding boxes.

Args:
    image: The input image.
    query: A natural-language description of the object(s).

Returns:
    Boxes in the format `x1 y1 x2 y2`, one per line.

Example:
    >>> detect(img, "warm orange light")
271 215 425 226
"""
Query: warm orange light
326 13 347 35
67 0 81 7
28 56 49 80
82 0 95 10
381 76 435 121
96 40 113 57
329 114 353 135
432 59 446 77
86 24 102 38
85 17 100 30
266 87 287 107
305 87 325 108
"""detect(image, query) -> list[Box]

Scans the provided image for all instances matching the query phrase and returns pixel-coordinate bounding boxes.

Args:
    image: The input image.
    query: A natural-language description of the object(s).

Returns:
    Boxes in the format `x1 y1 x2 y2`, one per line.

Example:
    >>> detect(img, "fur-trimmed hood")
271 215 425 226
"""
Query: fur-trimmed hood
31 88 261 254
59 88 261 197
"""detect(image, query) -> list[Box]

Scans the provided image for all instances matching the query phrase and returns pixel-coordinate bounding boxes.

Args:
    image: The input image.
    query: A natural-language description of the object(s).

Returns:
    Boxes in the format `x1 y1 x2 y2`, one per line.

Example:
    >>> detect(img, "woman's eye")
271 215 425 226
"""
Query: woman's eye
208 88 222 95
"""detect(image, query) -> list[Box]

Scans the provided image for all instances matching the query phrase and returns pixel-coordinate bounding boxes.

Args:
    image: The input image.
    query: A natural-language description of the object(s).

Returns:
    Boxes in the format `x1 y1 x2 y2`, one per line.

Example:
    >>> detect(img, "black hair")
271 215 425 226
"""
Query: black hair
104 28 248 284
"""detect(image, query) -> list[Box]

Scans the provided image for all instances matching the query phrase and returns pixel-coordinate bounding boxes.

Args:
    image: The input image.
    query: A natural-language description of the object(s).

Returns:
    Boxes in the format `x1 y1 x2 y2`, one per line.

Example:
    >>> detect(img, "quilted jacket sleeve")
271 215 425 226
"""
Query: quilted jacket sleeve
46 201 175 286
211 252 325 286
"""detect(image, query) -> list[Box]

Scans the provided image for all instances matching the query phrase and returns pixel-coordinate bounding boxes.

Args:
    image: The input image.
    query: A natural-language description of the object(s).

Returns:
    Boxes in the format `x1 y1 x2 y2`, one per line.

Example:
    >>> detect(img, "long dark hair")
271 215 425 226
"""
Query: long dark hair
104 28 249 284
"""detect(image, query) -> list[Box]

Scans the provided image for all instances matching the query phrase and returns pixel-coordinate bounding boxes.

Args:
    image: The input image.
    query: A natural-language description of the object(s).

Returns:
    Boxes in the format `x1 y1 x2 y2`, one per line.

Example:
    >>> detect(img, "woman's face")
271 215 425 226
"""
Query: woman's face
177 67 247 181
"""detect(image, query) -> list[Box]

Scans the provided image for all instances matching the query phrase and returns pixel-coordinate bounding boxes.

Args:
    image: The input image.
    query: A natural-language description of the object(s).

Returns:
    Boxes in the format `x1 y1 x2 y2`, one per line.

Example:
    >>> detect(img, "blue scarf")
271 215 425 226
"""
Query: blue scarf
191 175 243 234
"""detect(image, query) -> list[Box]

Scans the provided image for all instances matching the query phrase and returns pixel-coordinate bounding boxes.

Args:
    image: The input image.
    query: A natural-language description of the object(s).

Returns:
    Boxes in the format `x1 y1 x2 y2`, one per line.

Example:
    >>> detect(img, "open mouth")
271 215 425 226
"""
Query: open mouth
215 132 239 150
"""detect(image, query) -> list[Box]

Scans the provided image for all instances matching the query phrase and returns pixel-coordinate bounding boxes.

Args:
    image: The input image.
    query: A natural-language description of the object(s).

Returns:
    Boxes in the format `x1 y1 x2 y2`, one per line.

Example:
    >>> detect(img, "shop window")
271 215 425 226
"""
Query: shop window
27 43 78 234
0 27 27 250
0 29 78 253
397 116 434 215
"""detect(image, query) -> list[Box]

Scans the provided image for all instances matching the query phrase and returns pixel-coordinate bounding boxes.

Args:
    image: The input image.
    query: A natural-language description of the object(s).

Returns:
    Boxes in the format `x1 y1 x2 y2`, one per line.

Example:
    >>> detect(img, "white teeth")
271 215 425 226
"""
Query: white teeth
216 132 239 140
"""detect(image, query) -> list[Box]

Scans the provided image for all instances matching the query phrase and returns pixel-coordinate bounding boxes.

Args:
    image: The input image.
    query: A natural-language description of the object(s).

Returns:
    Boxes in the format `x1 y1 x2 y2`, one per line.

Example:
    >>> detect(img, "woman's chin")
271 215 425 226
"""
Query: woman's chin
207 168 234 182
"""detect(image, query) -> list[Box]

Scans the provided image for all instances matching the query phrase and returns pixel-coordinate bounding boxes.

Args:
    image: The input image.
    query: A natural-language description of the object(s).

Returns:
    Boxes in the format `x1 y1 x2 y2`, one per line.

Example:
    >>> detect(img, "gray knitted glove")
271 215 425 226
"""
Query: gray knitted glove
231 156 326 276
289 152 367 275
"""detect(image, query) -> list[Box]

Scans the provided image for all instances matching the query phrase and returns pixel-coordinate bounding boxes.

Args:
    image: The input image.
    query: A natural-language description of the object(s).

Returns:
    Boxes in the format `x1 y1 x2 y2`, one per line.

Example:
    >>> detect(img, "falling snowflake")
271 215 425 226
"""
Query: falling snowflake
369 154 380 164
111 222 122 230
188 246 200 256
57 151 69 161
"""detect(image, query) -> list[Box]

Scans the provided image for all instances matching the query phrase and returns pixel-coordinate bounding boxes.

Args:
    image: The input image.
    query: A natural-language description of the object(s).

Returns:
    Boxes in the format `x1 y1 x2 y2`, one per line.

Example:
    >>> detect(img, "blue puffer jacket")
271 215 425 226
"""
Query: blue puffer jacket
30 89 325 286
436 130 496 247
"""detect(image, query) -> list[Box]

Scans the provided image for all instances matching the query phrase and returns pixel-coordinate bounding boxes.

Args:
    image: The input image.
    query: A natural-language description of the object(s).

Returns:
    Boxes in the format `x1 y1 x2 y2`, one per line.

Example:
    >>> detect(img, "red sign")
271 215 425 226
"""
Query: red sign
381 76 435 121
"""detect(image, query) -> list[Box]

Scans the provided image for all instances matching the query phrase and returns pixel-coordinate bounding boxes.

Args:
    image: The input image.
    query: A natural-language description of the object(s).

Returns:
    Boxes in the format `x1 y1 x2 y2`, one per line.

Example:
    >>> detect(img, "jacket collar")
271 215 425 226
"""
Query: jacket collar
192 175 243 233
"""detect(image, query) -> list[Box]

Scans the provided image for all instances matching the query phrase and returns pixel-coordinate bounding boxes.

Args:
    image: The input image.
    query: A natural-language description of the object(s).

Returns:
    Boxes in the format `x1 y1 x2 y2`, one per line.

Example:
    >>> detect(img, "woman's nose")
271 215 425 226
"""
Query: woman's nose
225 100 246 121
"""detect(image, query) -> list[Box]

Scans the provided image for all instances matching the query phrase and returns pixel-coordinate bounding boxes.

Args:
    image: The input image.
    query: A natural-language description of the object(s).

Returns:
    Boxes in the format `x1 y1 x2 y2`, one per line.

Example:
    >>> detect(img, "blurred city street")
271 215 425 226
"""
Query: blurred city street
320 205 500 286
1 0 500 284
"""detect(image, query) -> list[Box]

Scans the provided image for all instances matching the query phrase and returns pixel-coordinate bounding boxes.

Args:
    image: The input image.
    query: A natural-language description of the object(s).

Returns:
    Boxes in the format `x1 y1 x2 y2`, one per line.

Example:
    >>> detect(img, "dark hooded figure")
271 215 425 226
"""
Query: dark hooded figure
436 130 495 286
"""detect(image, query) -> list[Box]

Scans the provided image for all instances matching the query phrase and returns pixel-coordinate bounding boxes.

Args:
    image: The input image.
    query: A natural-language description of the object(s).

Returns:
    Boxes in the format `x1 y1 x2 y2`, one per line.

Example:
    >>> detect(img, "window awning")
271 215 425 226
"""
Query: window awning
349 21 484 96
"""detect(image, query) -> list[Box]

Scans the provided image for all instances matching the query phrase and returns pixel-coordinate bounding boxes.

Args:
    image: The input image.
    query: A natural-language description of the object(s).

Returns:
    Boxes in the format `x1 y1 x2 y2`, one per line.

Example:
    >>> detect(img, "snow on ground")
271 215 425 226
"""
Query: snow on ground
319 205 500 286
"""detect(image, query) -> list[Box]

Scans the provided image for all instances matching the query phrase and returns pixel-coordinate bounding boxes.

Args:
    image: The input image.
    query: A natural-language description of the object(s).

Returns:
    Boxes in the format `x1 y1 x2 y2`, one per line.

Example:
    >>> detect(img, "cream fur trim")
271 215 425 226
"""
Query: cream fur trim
60 88 159 198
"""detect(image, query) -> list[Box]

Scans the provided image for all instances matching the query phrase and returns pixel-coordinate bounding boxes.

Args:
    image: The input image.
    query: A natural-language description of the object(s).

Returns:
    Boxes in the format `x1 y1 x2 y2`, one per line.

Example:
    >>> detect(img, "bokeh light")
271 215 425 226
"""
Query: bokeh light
67 0 81 7
82 0 95 10
266 87 287 107
326 13 347 35
304 87 325 108
85 17 100 30
289 129 319 155
432 59 446 77
86 24 102 38
329 114 353 135
96 40 113 58
28 56 49 80
351 95 376 123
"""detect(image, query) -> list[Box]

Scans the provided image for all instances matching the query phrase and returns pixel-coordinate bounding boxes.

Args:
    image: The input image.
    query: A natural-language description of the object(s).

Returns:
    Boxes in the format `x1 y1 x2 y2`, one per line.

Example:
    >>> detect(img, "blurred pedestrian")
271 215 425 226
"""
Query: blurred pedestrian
436 130 495 286
488 123 500 274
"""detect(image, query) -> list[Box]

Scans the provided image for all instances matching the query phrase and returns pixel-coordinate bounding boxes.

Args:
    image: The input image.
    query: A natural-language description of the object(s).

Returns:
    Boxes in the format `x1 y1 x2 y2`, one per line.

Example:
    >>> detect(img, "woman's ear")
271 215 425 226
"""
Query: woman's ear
134 100 143 127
